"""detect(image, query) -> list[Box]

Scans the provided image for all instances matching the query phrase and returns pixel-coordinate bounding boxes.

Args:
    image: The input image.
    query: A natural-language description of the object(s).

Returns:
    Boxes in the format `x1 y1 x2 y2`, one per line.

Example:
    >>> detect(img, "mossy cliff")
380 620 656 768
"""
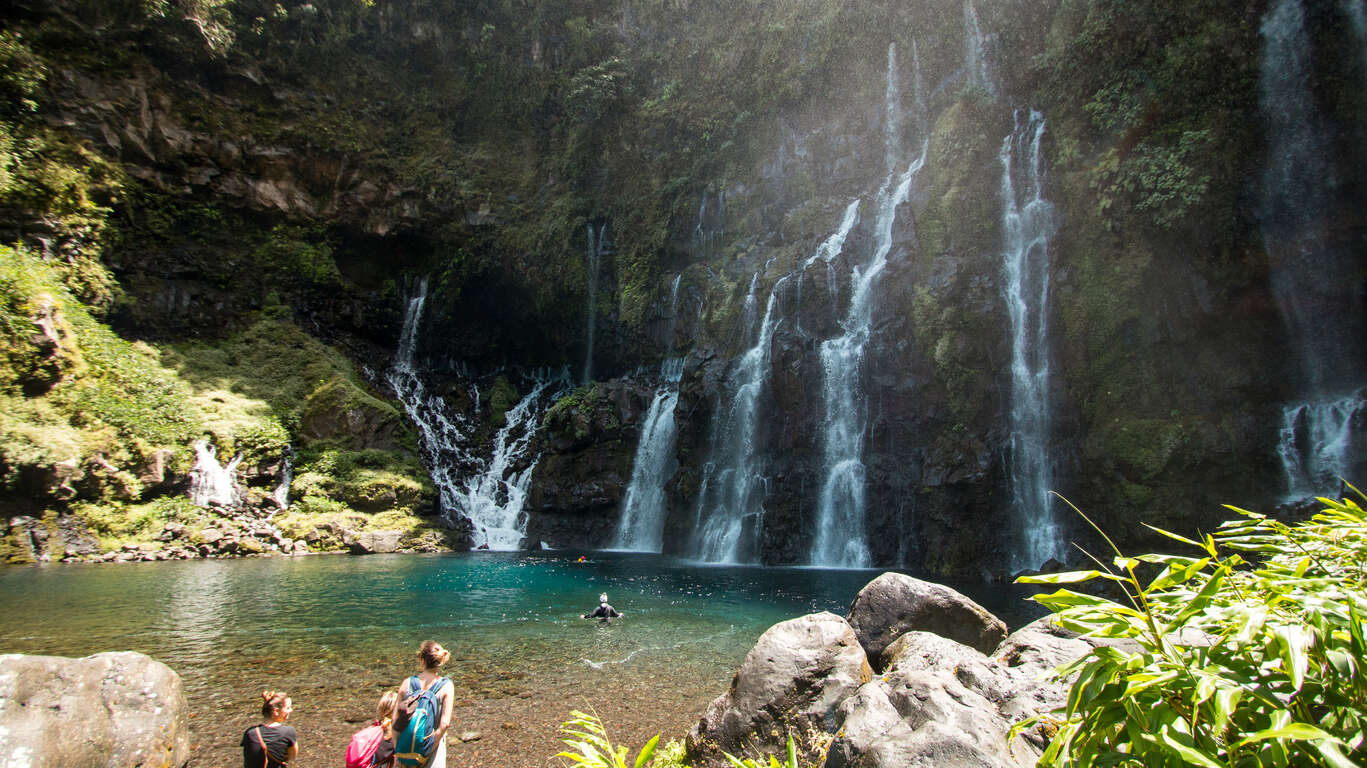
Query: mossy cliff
1 0 1363 572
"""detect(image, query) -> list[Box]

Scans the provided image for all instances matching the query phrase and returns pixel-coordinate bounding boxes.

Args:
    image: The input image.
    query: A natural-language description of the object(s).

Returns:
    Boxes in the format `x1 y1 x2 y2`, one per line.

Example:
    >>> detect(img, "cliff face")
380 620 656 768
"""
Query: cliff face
2 0 1363 573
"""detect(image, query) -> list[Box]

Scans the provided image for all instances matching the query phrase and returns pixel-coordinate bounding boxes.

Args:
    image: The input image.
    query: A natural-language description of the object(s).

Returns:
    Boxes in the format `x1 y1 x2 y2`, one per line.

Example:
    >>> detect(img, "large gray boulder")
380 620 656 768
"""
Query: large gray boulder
846 572 1007 666
686 612 872 767
826 616 1131 768
827 631 1037 768
0 651 191 767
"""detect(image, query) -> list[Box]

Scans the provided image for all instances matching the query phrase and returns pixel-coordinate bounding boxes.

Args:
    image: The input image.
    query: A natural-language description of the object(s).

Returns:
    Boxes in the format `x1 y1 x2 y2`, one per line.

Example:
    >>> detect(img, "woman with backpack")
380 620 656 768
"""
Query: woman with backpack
240 690 298 768
393 640 454 768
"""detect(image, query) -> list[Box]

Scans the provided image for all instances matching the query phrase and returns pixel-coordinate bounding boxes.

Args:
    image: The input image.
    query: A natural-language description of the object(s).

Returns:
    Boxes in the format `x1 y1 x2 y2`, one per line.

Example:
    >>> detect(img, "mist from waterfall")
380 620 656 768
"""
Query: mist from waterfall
612 357 686 552
1000 109 1063 570
1260 0 1367 499
386 277 569 549
810 42 927 568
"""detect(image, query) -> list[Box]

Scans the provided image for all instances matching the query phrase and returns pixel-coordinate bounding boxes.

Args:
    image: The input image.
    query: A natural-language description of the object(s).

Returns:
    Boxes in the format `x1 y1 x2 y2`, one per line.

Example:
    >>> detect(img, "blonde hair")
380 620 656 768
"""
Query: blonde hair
377 689 400 728
418 640 450 670
260 690 289 718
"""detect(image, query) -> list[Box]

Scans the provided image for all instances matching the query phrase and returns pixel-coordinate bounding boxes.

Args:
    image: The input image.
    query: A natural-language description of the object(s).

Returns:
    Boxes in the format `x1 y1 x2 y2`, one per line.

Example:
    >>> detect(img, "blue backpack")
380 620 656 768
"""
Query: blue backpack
394 676 448 766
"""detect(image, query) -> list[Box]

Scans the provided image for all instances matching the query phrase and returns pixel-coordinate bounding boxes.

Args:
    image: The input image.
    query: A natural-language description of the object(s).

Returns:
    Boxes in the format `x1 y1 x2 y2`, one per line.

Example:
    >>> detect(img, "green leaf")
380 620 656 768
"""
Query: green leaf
1236 723 1337 746
632 734 659 768
1314 739 1362 768
1142 523 1205 549
1017 570 1104 584
1156 726 1225 768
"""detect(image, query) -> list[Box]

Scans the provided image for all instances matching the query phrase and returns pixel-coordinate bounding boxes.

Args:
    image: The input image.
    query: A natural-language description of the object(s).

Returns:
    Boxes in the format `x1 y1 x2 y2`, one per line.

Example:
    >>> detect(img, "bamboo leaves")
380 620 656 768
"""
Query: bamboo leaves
1013 489 1367 766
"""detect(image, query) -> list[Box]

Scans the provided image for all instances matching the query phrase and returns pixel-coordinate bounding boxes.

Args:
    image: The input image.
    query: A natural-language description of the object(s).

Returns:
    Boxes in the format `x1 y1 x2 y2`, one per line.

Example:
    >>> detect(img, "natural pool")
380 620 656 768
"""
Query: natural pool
0 551 1047 768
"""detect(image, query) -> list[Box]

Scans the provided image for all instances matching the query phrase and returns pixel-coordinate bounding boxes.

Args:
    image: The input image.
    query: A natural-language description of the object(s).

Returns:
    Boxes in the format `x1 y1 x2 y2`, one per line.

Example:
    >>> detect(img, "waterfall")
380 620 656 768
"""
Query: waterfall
454 371 569 550
386 277 476 521
1279 397 1367 496
689 275 790 563
189 439 243 508
663 273 684 352
612 357 686 552
272 445 294 508
810 42 927 568
1260 0 1367 499
1346 0 1367 72
583 223 608 384
964 0 997 99
386 277 568 546
1000 109 1062 570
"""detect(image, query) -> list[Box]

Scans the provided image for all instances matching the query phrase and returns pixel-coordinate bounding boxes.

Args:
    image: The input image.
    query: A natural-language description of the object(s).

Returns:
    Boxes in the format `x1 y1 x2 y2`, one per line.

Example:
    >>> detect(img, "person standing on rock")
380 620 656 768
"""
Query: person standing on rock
241 690 298 768
395 641 454 768
581 592 624 622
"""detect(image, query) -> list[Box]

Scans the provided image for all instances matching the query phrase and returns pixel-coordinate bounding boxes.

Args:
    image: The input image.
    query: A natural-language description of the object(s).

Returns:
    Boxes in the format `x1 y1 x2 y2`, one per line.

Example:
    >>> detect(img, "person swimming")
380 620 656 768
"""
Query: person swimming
580 592 623 622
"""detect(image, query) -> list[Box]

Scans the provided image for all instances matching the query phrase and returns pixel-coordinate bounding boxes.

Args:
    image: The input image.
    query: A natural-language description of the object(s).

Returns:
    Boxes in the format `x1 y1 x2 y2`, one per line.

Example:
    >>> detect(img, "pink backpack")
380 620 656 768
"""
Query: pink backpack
345 722 386 768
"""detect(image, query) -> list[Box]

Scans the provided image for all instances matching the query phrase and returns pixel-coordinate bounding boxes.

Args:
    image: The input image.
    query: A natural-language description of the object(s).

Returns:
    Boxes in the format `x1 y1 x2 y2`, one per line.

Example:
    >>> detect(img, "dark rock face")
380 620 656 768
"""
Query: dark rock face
846 572 1007 666
0 651 191 767
686 612 872 768
525 378 654 549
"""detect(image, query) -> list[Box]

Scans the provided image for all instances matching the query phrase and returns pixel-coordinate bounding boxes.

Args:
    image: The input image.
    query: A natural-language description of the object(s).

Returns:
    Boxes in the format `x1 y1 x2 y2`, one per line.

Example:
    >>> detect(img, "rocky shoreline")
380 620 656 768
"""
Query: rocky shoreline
2 570 1087 768
5 502 459 565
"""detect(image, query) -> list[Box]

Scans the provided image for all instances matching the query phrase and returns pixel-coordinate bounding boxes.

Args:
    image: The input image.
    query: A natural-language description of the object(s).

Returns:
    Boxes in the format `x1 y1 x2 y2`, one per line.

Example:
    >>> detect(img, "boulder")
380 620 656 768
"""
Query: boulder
348 530 402 554
826 616 1139 768
686 612 872 767
826 631 1036 768
0 651 190 767
846 572 1006 666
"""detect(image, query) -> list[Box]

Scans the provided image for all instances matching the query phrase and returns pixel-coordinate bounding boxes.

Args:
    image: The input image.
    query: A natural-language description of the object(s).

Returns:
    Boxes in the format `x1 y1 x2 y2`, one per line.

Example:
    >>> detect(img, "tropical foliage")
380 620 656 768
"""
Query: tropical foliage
1015 490 1367 767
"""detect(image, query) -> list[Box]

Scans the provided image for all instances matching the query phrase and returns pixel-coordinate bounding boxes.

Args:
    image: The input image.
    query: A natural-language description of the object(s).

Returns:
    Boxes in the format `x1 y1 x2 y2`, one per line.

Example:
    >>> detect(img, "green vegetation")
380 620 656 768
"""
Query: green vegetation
552 711 814 768
1015 491 1367 766
555 709 659 768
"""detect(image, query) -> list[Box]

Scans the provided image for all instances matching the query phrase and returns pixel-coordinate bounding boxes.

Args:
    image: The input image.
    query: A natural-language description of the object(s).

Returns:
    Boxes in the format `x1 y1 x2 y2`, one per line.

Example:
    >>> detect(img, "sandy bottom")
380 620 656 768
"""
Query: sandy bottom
187 645 729 768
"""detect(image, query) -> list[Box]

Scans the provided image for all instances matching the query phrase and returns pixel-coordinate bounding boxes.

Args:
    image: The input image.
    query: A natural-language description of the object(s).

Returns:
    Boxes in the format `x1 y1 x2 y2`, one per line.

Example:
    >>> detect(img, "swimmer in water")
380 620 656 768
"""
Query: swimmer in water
580 592 624 622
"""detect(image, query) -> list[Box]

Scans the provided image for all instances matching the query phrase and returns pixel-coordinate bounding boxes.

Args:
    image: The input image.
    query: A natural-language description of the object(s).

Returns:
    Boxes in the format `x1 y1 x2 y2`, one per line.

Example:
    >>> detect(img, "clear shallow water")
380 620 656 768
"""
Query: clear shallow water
0 551 1047 767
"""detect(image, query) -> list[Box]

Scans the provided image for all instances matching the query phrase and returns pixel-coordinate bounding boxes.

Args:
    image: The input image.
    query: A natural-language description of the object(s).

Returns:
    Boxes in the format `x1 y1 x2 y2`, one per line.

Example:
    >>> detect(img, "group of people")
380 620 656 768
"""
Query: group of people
240 593 624 767
241 640 455 768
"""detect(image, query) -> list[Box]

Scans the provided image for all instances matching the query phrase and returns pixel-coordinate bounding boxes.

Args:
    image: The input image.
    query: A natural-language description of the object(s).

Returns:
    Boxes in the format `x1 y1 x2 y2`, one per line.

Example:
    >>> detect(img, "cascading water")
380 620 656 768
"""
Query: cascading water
272 445 293 508
612 357 687 552
1260 0 1367 498
810 42 928 568
583 223 608 384
189 439 243 508
1000 109 1063 570
455 372 569 550
964 0 997 100
689 275 791 563
386 278 476 520
386 277 568 548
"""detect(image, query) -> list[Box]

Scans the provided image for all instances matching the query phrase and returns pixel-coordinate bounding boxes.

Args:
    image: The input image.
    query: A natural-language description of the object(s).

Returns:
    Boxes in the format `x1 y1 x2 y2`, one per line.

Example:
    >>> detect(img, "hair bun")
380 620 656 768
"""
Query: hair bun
261 690 276 701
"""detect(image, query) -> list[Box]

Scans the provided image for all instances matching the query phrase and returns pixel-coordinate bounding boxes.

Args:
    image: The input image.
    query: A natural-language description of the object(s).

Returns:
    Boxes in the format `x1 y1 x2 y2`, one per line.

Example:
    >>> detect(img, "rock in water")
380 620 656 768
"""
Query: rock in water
0 651 191 767
686 612 871 767
846 572 1007 666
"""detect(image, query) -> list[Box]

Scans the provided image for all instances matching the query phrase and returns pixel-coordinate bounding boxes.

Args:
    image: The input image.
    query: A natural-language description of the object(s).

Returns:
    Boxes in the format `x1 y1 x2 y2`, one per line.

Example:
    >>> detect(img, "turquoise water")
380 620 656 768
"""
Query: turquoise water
0 551 1046 767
